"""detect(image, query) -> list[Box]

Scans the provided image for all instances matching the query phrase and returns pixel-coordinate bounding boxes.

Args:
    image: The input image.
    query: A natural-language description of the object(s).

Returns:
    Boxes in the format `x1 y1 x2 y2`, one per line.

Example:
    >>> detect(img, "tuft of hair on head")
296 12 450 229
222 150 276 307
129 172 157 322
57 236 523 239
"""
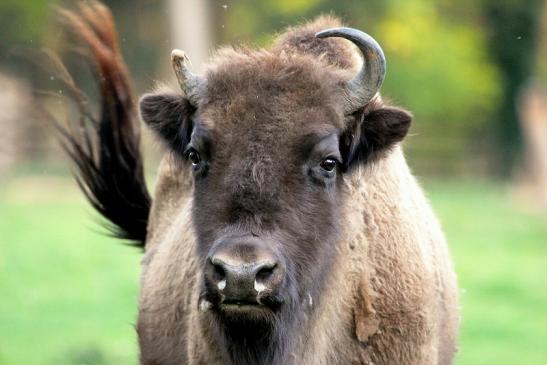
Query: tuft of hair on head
54 1 151 248
273 15 360 70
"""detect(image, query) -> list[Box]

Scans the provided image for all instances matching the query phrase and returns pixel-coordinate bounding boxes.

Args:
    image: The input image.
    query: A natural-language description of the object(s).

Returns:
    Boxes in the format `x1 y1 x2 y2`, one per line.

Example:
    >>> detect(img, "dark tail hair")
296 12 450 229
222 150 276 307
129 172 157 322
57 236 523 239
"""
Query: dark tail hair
55 1 151 247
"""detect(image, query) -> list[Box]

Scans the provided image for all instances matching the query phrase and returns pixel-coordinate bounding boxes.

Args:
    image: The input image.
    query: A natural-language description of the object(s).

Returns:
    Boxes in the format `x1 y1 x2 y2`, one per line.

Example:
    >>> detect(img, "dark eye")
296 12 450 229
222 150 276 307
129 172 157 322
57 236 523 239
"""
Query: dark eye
319 158 337 172
187 149 201 166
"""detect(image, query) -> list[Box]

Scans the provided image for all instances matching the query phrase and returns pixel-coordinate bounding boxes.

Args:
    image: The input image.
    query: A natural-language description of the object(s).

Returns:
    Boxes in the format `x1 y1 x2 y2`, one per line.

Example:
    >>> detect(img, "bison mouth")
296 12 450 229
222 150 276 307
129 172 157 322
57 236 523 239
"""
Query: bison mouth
201 293 282 312
219 301 274 322
220 300 268 310
198 288 285 326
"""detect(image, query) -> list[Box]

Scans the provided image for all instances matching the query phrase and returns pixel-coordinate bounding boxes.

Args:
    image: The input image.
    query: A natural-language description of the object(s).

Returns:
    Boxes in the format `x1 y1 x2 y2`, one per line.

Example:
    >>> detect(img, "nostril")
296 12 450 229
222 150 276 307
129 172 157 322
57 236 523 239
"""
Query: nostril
255 263 276 282
212 262 226 281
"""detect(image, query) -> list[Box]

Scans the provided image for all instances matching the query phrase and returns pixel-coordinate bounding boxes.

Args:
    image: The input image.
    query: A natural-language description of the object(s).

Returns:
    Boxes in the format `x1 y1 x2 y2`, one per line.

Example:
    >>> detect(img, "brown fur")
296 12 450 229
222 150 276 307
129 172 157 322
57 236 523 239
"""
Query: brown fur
58 4 459 364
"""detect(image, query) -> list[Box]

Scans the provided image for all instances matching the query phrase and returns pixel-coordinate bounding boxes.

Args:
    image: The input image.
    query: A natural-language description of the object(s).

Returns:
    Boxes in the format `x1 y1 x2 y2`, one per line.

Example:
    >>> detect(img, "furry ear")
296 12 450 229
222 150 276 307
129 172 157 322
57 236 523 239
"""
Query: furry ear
139 92 195 155
342 106 412 169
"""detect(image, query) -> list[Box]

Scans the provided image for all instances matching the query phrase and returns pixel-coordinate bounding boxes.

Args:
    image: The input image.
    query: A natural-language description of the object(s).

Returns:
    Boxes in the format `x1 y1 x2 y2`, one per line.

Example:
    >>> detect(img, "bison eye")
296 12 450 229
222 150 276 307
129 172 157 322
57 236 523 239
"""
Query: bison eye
186 148 201 166
319 158 337 172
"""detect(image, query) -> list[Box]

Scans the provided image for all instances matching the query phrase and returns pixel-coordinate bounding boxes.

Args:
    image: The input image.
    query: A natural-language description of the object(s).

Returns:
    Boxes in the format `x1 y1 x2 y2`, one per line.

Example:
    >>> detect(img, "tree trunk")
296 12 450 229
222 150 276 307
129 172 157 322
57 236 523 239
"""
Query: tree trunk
168 0 213 73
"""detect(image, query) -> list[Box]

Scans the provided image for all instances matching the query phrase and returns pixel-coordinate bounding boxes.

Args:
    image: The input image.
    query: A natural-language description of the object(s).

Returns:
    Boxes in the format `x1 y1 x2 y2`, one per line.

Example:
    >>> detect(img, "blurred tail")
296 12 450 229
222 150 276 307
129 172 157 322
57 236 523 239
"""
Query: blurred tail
56 1 151 247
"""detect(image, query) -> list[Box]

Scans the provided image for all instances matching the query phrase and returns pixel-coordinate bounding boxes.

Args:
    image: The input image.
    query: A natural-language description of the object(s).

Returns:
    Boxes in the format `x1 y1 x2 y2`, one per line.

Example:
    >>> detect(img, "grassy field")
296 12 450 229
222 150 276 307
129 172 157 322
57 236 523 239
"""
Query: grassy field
0 174 546 364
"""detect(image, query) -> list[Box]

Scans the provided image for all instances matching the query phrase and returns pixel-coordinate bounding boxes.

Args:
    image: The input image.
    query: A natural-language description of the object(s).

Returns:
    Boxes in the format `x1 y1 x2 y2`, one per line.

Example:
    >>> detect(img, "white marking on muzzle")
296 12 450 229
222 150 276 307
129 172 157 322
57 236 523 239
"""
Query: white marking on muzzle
199 299 212 313
308 293 313 307
254 280 267 294
217 279 226 291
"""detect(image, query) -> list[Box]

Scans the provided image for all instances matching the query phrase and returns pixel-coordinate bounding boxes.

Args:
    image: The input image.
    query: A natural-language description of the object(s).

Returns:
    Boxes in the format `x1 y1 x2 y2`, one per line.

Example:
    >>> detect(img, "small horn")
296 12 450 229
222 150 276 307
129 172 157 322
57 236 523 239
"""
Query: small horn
315 27 386 114
171 49 203 106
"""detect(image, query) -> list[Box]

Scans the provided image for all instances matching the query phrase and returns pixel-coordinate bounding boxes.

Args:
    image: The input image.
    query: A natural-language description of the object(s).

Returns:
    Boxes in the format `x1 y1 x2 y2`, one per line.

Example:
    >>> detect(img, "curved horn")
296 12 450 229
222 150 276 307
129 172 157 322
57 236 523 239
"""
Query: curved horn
171 49 204 106
315 27 386 114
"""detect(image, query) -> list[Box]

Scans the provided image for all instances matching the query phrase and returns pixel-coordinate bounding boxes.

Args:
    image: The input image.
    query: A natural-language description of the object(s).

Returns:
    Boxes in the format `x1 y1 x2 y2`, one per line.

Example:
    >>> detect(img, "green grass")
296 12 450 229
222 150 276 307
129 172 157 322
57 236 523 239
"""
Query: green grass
0 176 140 365
425 180 547 364
0 175 546 364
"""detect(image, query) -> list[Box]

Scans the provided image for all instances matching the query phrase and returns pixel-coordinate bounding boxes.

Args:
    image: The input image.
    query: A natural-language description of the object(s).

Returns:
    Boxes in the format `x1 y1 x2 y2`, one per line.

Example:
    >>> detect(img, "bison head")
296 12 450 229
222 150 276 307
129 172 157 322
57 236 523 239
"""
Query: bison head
138 19 411 365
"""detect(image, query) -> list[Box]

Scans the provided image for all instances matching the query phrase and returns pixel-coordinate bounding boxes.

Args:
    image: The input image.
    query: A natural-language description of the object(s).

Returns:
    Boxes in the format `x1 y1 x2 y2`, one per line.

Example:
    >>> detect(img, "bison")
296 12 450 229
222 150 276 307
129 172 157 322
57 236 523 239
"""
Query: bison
57 2 459 365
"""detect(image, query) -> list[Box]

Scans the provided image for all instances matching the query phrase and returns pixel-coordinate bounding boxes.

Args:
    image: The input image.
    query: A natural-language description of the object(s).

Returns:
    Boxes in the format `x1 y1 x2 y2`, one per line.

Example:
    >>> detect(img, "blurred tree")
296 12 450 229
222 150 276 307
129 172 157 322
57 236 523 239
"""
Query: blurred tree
376 0 499 174
0 0 58 78
535 2 547 83
482 0 544 176
0 0 61 172
0 0 170 171
2 0 542 177
169 0 213 73
0 0 170 92
0 0 49 44
100 0 169 93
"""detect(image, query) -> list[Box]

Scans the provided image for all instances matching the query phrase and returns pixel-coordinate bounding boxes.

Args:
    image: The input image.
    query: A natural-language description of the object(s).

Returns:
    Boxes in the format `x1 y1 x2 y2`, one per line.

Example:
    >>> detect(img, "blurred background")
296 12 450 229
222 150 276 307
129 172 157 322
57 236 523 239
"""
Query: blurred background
0 0 546 364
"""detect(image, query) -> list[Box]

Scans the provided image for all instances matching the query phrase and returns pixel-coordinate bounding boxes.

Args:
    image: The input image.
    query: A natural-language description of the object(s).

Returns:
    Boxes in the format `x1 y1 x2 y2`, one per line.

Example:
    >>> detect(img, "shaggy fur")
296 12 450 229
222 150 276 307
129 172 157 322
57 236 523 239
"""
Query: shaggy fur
60 5 459 365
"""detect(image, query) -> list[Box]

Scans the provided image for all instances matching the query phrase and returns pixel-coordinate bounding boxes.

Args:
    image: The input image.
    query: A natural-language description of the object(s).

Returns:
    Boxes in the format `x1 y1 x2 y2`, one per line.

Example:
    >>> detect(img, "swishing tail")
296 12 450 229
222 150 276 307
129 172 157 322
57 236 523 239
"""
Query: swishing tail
55 1 151 247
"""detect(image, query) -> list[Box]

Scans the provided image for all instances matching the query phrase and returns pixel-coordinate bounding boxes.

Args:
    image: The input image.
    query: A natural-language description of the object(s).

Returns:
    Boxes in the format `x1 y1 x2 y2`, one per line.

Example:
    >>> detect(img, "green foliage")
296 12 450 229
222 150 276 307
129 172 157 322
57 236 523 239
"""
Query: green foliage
0 0 62 89
377 0 500 173
0 0 58 79
534 3 547 83
1 176 546 364
481 0 544 175
0 0 55 48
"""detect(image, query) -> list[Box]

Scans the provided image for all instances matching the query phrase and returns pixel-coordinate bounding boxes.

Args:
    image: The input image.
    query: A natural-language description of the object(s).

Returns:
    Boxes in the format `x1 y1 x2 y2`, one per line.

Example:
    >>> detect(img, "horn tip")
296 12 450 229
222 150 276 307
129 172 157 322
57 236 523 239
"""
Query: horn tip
315 27 346 39
171 49 189 63
315 29 330 39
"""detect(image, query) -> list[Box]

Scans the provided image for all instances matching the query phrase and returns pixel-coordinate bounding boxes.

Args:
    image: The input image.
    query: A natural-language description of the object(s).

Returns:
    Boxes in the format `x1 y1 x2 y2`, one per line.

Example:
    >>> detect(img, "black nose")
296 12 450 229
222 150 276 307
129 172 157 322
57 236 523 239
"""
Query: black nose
205 239 284 305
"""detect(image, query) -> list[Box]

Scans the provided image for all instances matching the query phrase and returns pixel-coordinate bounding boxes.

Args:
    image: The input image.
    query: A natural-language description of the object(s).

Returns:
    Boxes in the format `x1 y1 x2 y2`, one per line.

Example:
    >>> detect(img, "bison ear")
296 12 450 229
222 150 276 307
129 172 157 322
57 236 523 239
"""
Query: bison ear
342 106 412 169
139 92 195 154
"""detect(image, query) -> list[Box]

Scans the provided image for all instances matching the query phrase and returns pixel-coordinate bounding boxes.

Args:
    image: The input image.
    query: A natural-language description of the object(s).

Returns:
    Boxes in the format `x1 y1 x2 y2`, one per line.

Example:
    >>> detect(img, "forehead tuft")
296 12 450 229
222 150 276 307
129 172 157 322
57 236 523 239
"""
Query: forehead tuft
205 48 340 101
200 49 347 132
